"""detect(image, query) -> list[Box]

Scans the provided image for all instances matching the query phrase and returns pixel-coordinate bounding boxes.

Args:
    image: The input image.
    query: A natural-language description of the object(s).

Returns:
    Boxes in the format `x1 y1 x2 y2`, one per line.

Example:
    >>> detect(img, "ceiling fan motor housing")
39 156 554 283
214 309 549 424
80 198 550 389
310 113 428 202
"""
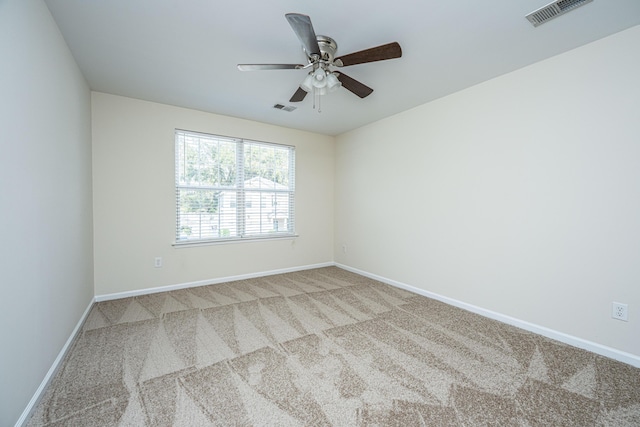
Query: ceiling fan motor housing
313 35 338 63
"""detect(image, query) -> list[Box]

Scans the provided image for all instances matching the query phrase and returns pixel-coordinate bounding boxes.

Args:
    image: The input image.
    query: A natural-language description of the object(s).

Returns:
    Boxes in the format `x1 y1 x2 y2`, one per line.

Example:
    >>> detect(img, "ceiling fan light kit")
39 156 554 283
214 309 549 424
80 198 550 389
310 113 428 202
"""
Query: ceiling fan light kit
300 68 341 94
237 13 402 110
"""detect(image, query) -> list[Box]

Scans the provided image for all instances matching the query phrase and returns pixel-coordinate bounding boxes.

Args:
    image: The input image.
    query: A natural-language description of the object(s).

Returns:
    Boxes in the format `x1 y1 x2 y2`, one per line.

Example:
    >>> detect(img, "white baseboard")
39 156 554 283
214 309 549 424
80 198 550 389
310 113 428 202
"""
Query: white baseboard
336 263 640 369
15 298 94 427
95 262 335 302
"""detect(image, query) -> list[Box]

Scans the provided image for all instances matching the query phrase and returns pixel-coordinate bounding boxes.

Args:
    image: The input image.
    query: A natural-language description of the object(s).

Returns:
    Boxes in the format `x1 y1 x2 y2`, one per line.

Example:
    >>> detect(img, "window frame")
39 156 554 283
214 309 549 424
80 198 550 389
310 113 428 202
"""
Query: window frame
174 129 296 246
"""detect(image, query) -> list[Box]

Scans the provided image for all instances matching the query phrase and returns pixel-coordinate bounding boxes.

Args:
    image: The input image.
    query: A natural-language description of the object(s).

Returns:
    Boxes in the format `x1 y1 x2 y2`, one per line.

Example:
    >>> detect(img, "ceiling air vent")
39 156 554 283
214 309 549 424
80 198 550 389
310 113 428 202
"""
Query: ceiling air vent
526 0 593 27
273 104 296 112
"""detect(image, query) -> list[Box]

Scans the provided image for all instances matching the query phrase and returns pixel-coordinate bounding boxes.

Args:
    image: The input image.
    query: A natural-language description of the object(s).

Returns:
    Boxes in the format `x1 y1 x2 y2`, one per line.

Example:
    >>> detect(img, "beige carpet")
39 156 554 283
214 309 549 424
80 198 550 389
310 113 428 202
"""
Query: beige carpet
26 267 640 426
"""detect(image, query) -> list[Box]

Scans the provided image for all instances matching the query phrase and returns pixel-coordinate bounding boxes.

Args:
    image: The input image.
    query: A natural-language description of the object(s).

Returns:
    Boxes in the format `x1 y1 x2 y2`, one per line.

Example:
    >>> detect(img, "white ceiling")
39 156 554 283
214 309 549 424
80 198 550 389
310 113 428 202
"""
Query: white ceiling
44 0 640 136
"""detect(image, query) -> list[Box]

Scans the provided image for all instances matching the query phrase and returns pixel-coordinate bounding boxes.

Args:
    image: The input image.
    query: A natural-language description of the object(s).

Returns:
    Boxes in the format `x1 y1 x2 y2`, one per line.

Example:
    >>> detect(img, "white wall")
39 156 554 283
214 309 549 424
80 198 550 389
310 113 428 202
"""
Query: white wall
0 1 93 425
92 93 334 296
335 25 640 357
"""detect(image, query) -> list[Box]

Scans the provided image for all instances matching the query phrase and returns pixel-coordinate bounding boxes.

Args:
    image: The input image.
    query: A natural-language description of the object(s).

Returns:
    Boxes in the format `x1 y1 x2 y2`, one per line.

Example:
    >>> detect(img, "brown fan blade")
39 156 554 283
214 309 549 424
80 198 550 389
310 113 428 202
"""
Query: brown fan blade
289 87 308 102
336 73 373 98
285 13 321 57
237 64 303 71
334 42 402 67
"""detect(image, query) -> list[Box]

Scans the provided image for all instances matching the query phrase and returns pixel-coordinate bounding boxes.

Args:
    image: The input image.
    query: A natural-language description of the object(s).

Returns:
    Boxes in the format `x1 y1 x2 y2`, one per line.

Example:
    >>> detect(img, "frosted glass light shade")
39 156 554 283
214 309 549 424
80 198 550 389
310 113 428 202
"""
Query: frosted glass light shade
312 69 328 89
326 73 341 92
300 74 315 92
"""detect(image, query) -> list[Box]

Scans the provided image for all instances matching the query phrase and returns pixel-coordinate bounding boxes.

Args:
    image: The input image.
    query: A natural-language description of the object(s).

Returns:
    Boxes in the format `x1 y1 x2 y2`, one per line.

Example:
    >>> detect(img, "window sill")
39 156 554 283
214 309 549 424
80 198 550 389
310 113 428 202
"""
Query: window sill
172 234 299 248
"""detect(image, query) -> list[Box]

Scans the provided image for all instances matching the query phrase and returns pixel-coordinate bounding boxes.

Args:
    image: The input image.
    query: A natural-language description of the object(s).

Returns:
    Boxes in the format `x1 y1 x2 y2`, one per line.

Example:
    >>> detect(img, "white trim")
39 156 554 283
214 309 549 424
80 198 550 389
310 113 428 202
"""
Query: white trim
95 262 334 302
172 234 299 248
15 298 94 427
336 263 640 368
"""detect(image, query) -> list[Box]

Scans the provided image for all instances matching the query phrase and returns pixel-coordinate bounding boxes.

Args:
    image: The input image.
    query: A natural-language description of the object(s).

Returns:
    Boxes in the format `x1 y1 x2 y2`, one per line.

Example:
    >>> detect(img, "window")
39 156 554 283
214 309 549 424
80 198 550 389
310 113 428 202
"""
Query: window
175 129 295 243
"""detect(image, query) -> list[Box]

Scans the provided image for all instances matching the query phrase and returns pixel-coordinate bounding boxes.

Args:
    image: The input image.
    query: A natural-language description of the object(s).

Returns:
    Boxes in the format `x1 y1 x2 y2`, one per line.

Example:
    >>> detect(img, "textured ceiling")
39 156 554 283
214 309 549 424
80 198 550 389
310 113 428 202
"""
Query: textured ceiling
45 0 640 136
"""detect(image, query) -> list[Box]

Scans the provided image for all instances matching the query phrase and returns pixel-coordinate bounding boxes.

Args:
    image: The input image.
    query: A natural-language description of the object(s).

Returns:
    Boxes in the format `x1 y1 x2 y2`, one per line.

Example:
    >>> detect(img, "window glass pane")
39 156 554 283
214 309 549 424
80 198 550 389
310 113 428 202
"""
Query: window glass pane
244 143 291 189
177 188 239 240
177 134 236 188
242 191 293 236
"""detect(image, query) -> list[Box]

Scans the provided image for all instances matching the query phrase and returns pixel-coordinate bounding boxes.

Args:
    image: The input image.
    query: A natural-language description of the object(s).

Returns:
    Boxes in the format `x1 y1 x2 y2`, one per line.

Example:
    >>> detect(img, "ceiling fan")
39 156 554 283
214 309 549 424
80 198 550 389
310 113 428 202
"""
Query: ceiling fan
237 13 402 103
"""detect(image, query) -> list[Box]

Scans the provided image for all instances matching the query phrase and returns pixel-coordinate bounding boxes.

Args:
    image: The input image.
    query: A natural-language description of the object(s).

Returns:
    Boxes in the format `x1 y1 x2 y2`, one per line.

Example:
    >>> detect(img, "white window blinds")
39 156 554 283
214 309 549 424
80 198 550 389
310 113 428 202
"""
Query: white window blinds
175 129 295 243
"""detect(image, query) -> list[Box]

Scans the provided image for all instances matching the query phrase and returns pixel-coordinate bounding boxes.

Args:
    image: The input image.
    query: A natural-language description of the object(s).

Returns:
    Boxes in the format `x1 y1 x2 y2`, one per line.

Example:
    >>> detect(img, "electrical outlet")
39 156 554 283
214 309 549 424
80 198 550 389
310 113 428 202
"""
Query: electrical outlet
154 257 163 268
612 302 628 321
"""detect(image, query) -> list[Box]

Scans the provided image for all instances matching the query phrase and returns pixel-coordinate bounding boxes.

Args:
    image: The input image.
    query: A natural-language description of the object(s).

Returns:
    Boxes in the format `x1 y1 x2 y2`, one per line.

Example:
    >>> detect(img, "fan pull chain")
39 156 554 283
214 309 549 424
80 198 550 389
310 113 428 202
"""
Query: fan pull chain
311 87 322 113
311 87 321 113
312 87 316 110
